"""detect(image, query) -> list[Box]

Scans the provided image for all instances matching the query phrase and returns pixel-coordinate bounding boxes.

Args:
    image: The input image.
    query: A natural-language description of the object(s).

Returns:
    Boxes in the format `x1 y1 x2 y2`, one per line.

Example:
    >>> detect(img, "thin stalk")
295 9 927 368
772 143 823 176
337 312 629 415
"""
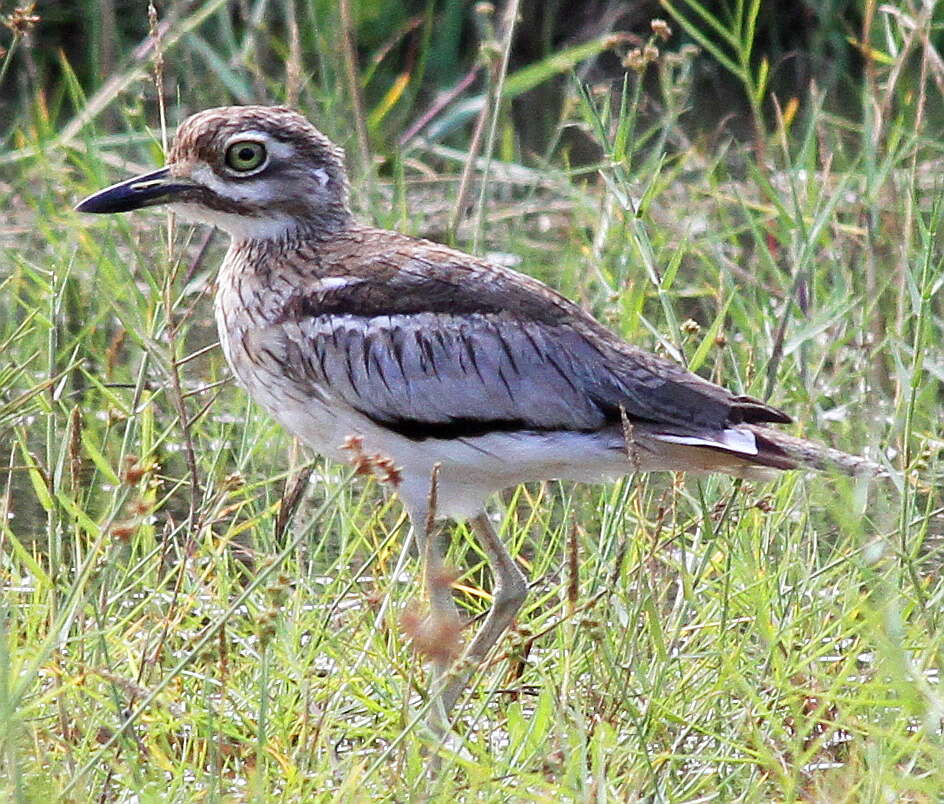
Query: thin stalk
471 0 521 254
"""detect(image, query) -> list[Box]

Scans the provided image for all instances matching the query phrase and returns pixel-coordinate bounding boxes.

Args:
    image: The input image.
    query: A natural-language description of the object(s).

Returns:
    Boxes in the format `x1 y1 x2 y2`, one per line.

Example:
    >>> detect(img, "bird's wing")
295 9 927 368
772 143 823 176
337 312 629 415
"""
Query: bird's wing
272 235 789 440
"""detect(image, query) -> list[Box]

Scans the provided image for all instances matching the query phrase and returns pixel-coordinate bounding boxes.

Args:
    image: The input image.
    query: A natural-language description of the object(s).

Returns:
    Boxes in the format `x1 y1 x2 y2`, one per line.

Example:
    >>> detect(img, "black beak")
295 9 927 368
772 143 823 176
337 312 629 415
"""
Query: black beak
75 167 195 214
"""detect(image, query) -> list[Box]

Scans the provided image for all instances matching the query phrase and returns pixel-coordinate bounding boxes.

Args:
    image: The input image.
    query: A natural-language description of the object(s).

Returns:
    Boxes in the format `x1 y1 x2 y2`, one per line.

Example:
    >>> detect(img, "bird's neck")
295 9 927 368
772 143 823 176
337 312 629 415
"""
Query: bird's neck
224 203 354 249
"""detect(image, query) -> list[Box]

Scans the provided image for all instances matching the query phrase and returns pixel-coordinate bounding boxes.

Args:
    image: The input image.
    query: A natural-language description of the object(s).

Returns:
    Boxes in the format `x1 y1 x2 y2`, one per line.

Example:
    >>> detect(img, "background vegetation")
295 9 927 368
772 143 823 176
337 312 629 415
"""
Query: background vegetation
1 0 942 800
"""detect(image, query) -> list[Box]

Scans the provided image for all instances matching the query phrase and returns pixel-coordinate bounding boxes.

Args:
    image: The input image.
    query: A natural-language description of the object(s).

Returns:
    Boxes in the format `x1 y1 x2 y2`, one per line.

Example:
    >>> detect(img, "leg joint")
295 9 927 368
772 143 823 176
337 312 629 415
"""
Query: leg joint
494 565 528 614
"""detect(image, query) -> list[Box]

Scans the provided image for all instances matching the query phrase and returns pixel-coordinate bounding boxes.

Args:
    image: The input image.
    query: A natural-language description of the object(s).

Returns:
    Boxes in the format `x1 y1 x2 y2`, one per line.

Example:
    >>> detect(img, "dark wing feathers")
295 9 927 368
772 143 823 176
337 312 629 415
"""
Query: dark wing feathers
286 313 610 437
275 237 790 439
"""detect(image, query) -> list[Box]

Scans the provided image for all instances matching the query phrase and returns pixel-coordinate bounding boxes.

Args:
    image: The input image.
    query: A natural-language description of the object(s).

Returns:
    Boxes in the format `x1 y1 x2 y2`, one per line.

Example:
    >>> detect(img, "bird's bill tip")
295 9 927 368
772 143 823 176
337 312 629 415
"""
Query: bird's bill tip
75 167 193 214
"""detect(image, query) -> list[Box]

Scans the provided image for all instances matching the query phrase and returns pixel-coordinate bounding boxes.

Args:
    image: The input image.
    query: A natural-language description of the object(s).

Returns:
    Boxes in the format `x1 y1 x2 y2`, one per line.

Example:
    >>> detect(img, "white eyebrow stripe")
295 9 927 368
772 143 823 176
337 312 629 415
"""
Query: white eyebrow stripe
222 130 295 160
310 276 366 293
222 129 269 146
263 140 296 160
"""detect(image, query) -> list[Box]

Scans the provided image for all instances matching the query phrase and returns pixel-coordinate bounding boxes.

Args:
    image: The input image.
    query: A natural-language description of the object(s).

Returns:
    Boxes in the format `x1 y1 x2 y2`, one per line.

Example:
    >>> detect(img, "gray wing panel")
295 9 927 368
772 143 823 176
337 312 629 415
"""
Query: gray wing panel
282 312 611 432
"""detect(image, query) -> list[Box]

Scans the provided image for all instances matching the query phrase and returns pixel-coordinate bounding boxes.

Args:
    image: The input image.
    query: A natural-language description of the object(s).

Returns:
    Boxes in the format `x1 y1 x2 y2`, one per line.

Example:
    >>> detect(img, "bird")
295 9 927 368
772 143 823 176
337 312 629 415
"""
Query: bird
76 105 882 732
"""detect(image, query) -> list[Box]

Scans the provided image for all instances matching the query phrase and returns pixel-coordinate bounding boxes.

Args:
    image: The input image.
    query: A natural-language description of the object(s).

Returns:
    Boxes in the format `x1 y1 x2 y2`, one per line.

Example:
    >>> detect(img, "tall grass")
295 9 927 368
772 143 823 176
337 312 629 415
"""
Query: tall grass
0 1 942 800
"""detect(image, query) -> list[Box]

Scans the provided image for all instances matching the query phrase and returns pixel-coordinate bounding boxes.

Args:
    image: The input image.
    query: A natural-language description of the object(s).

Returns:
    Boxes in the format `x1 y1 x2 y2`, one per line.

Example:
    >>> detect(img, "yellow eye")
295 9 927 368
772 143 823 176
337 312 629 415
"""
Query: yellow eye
224 141 267 172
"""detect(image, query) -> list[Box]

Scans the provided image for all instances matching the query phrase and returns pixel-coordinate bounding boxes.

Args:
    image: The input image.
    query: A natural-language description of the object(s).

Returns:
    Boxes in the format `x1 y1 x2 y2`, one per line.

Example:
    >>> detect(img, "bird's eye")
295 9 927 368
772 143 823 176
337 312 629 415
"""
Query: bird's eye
224 141 267 172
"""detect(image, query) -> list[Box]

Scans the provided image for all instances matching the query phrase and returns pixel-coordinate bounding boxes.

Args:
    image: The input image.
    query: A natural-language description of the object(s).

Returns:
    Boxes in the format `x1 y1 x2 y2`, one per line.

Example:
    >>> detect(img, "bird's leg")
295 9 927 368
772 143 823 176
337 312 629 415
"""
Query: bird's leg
437 511 528 718
404 512 462 735
416 464 459 629
421 524 461 630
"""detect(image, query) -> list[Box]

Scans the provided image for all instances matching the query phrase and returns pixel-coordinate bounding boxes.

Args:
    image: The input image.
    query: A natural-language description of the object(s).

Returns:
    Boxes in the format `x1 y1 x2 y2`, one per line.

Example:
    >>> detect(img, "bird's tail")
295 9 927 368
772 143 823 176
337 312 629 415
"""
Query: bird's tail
628 422 884 480
743 424 885 477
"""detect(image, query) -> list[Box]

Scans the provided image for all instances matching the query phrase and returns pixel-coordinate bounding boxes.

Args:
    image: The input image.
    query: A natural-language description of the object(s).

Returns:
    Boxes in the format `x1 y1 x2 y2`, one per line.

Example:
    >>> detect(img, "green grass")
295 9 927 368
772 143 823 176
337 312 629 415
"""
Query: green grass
1 1 943 801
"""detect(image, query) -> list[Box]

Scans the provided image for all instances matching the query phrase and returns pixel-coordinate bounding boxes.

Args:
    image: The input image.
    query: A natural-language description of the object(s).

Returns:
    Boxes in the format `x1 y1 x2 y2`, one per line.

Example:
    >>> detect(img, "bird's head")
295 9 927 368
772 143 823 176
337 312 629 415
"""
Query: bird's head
76 106 351 240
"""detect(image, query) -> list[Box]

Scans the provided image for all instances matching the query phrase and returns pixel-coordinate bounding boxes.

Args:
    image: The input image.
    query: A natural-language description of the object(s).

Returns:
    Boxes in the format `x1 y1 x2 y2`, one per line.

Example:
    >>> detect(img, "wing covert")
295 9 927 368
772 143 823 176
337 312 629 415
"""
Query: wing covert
267 237 790 438
280 312 611 437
